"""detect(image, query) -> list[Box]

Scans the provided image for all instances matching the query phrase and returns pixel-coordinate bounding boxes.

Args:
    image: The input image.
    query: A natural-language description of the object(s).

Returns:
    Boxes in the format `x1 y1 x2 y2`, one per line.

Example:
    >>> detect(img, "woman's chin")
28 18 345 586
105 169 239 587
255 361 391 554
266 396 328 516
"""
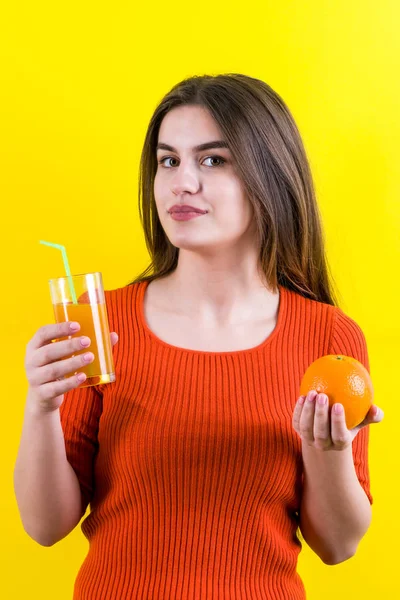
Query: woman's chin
168 235 214 252
172 240 208 251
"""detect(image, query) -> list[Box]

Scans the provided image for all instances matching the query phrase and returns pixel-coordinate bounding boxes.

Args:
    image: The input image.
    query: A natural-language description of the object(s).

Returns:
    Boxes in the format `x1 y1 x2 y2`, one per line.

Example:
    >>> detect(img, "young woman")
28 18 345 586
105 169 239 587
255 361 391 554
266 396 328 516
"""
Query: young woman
15 73 383 599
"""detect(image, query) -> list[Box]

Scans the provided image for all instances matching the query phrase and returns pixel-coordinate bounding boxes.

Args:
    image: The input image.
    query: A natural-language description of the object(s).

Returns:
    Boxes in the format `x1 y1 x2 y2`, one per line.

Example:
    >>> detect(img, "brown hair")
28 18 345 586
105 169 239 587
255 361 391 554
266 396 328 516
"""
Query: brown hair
130 73 341 306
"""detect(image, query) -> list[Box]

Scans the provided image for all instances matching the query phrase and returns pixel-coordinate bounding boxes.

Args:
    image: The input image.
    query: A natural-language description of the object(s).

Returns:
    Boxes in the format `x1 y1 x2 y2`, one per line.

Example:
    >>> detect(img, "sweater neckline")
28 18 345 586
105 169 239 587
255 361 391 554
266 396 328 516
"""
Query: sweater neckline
138 279 287 356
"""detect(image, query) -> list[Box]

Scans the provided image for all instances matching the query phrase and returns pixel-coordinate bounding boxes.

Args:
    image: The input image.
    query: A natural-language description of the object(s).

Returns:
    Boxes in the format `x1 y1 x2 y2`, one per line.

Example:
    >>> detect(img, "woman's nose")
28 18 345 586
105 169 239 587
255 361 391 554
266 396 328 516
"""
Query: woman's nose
170 164 200 195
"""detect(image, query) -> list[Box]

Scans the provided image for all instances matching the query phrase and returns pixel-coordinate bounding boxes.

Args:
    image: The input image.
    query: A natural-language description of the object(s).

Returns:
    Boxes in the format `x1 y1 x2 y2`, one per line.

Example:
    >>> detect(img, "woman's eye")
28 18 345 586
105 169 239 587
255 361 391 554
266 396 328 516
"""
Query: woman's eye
203 156 225 167
158 157 179 168
158 155 226 168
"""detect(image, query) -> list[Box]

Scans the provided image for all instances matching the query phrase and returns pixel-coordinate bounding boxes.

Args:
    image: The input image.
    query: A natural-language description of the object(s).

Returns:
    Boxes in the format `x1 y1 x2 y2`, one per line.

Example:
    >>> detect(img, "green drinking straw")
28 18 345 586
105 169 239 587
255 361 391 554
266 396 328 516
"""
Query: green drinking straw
39 240 78 304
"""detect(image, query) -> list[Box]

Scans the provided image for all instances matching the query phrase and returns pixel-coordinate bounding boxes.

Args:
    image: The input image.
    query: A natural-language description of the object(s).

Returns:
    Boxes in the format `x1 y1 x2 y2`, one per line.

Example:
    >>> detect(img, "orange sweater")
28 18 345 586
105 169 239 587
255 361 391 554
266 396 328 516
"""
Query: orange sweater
60 281 372 599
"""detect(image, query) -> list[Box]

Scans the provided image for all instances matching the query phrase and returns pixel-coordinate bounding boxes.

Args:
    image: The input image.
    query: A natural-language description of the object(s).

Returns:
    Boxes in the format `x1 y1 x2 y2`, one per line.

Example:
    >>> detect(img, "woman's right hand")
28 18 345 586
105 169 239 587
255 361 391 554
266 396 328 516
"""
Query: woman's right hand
24 321 119 414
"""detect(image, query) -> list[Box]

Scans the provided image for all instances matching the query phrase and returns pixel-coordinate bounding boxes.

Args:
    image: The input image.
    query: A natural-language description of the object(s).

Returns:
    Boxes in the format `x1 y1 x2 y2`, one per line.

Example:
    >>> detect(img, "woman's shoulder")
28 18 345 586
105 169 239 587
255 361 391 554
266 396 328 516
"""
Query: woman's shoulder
282 284 338 321
104 280 144 302
103 281 146 329
283 284 366 345
284 285 369 368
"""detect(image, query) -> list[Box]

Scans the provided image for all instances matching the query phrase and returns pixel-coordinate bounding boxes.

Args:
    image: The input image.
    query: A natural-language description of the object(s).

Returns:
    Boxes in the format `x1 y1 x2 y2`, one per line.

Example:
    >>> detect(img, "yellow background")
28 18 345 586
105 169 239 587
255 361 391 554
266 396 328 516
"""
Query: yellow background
1 1 398 598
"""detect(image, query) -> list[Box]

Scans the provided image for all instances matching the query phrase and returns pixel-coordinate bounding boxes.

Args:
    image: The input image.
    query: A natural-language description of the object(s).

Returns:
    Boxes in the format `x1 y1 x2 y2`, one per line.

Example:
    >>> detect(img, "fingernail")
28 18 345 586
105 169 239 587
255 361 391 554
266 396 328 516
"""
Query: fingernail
317 395 327 405
298 396 305 405
334 404 343 414
307 394 316 402
70 322 80 331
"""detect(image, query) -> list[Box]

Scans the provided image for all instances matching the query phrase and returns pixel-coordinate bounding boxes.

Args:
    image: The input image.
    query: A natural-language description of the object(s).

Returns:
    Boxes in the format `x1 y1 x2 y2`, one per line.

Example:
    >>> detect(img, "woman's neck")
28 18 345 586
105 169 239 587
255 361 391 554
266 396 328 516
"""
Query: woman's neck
154 258 277 327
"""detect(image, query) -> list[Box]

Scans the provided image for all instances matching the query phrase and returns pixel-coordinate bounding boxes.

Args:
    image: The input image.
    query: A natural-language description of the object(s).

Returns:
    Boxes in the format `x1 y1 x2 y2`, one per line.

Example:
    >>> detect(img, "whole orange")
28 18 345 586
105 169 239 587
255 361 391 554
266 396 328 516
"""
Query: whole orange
299 355 374 429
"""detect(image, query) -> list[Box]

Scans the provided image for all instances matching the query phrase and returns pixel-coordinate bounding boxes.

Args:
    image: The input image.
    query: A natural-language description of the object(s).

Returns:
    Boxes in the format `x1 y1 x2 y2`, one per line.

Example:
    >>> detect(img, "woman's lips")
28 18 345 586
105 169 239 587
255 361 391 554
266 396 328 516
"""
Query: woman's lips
170 211 207 221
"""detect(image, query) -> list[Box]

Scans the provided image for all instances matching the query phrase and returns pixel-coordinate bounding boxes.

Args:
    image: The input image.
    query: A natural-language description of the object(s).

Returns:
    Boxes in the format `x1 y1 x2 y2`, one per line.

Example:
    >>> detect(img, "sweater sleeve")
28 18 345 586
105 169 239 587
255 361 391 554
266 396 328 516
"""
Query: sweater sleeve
59 383 103 516
328 307 373 504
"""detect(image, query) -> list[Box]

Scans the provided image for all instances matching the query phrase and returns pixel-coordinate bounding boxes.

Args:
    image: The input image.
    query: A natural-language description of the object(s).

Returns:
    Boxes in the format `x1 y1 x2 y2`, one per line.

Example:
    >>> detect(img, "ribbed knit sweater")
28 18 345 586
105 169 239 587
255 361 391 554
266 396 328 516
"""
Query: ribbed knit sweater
59 280 372 599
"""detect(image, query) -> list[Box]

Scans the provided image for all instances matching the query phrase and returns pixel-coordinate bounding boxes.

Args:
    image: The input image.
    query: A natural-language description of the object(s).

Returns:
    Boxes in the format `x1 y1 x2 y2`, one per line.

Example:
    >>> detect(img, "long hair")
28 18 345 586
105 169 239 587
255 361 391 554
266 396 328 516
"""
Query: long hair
129 73 341 306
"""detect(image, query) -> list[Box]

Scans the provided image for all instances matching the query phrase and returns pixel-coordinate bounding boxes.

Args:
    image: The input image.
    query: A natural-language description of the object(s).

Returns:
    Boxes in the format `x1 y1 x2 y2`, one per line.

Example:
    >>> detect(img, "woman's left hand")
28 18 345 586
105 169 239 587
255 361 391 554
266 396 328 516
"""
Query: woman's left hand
292 390 384 451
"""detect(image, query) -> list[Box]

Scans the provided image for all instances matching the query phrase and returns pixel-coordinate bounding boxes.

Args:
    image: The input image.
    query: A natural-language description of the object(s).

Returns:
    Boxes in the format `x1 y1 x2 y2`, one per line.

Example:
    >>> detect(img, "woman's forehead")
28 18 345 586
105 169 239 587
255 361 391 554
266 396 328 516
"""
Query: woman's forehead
158 105 222 140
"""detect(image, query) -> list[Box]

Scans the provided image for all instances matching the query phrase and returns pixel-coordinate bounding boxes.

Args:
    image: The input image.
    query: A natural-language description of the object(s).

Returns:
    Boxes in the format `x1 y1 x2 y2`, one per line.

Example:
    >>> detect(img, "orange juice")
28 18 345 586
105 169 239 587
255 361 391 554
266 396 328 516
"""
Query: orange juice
53 301 115 386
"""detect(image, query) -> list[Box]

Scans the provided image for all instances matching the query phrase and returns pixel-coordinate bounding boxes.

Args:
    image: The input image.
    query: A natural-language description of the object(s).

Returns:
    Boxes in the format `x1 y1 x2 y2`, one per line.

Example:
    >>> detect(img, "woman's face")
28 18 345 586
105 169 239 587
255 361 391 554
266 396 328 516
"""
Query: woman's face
154 105 257 254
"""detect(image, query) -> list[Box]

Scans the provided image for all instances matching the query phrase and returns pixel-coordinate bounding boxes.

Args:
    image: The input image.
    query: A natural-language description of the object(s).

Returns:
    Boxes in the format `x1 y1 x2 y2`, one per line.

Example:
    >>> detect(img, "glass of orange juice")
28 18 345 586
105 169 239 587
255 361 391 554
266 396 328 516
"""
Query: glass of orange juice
49 272 115 387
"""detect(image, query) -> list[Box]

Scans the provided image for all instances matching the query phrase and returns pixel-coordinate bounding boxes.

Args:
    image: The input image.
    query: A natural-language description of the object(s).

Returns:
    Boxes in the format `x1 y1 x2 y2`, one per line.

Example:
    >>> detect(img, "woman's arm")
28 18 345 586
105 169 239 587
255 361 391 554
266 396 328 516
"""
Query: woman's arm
293 392 383 565
299 441 371 564
14 391 84 546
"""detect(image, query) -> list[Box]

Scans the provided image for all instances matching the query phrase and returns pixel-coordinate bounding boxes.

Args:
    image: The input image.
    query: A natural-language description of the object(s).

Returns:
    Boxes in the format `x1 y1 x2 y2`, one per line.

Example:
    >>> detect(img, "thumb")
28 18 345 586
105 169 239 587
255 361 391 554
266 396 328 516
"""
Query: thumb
370 405 384 423
360 405 384 427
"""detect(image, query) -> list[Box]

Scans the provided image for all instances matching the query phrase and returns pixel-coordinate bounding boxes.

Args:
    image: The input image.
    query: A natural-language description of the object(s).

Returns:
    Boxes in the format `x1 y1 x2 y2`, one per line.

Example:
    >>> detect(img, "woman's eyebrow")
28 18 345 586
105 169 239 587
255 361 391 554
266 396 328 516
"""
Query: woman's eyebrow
156 140 229 153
